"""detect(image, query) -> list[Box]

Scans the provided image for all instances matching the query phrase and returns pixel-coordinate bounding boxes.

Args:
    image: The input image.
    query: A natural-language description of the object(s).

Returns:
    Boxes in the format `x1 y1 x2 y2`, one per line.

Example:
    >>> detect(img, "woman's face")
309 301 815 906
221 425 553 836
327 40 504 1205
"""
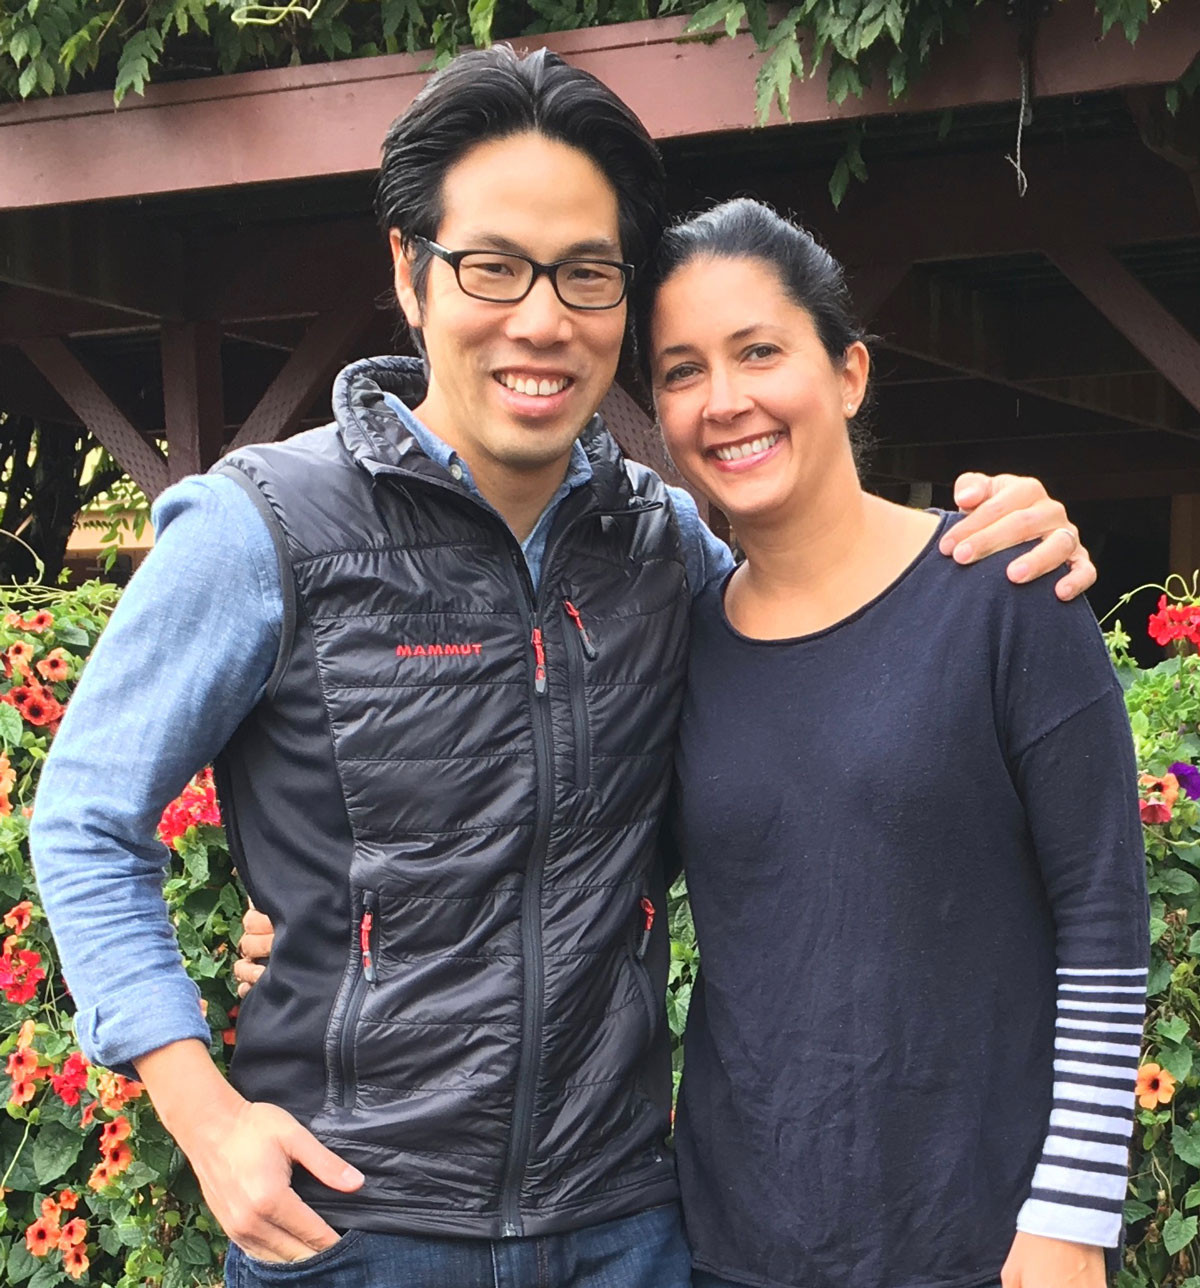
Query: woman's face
650 255 868 526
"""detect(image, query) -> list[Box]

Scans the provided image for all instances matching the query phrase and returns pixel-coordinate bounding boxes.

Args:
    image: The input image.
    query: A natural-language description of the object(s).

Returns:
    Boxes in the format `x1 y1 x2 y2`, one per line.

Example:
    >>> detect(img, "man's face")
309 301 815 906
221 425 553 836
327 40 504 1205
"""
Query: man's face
392 132 627 497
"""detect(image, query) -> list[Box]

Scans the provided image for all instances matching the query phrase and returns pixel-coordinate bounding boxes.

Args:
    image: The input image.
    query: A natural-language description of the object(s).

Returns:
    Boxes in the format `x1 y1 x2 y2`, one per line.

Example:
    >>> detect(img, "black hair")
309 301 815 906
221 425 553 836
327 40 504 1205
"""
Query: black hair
636 197 873 459
376 45 666 341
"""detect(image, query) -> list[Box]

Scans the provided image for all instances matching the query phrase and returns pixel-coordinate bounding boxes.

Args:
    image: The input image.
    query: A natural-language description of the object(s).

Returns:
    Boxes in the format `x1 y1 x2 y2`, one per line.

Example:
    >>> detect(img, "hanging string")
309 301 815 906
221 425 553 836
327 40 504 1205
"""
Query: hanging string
1005 47 1032 197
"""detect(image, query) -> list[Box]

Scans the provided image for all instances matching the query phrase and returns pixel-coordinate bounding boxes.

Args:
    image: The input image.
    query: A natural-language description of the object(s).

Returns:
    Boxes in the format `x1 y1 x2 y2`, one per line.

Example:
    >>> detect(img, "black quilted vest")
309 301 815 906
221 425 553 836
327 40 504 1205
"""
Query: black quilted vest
213 357 689 1238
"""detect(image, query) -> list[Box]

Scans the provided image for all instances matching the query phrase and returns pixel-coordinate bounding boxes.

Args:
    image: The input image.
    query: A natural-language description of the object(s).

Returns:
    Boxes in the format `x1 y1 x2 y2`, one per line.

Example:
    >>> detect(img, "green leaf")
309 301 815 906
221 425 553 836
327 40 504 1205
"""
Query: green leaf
685 0 741 35
1160 1041 1193 1082
27 1262 66 1288
743 0 769 47
1154 868 1200 898
1186 1180 1200 1210
6 1237 39 1284
1175 1122 1200 1167
1159 1015 1191 1044
31 1120 83 1185
1164 1209 1198 1255
52 622 89 648
169 1225 214 1266
1124 1197 1154 1221
467 0 496 47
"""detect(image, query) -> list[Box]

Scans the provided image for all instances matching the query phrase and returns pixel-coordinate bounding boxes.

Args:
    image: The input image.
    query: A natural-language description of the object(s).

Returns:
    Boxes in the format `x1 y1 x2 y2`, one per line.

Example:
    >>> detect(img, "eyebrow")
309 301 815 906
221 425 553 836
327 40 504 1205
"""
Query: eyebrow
656 323 778 361
458 232 623 259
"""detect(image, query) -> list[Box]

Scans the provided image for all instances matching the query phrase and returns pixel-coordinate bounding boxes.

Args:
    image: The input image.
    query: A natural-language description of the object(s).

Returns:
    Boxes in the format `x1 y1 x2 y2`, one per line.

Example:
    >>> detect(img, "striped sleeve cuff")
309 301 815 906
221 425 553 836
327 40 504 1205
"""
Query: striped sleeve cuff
1016 966 1147 1248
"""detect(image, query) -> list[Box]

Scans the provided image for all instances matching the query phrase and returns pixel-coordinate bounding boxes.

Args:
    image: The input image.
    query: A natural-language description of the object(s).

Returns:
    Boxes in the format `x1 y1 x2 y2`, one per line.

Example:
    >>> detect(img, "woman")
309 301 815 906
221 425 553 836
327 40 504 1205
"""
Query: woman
647 199 1148 1288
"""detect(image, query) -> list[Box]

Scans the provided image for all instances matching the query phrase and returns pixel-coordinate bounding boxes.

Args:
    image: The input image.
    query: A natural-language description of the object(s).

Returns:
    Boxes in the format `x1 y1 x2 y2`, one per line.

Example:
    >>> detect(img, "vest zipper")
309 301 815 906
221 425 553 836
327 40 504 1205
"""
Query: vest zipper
631 890 658 1035
337 889 378 1109
562 599 594 789
499 551 554 1238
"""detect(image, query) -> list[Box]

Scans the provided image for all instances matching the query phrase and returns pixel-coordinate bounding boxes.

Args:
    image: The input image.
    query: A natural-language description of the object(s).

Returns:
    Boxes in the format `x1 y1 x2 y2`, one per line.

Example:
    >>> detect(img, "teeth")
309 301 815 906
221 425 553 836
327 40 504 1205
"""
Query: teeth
713 433 781 462
498 373 570 397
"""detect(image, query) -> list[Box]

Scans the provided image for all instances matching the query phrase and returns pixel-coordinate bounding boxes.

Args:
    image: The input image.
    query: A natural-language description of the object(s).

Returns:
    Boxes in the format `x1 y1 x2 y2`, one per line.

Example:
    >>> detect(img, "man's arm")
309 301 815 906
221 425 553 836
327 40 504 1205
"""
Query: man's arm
31 474 360 1263
669 473 1096 601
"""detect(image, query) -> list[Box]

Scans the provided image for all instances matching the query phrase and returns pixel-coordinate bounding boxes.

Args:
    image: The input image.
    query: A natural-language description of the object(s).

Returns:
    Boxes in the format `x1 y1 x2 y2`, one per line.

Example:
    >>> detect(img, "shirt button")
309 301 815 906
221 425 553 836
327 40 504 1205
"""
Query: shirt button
449 463 464 481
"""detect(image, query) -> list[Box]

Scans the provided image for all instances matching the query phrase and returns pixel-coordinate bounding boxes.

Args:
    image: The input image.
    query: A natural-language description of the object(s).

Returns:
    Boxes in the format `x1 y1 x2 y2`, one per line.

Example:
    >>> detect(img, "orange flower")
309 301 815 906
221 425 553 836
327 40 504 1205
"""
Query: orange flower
9 1075 37 1105
3 899 32 933
96 1070 144 1113
58 1216 87 1247
16 1018 35 1048
26 610 53 633
1136 1061 1177 1108
79 1101 97 1129
39 1195 60 1221
6 1046 38 1078
62 1244 89 1279
100 1115 131 1147
104 1141 133 1175
24 1215 60 1255
0 752 16 798
35 647 70 683
86 1162 111 1191
6 642 34 679
58 1188 78 1210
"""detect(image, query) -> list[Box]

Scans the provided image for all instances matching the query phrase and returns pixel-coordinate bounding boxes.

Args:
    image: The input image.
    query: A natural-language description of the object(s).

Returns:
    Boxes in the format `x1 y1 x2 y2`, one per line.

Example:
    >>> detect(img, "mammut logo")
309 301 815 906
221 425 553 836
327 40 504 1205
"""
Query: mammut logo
395 643 483 658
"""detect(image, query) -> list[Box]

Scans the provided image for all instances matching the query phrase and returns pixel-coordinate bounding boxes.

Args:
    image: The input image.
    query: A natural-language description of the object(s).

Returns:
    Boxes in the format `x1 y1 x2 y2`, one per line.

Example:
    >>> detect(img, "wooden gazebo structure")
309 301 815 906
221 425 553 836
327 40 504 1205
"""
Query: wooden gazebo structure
1 1 1198 609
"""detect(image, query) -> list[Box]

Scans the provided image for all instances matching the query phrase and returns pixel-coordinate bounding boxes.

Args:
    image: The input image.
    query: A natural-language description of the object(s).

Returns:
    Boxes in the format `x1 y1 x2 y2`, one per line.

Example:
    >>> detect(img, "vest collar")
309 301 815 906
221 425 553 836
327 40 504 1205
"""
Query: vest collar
331 356 639 513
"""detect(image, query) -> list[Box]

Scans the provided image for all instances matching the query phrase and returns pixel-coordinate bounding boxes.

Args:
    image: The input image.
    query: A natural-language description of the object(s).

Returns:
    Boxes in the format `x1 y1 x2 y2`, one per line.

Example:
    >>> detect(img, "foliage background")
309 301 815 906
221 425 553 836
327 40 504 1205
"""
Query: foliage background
0 583 239 1288
0 0 1177 121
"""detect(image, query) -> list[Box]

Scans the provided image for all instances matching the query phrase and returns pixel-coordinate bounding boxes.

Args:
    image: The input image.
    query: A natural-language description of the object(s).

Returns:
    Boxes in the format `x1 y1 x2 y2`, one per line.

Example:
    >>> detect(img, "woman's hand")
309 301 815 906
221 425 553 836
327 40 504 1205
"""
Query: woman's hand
234 905 275 999
999 1231 1105 1288
941 472 1095 601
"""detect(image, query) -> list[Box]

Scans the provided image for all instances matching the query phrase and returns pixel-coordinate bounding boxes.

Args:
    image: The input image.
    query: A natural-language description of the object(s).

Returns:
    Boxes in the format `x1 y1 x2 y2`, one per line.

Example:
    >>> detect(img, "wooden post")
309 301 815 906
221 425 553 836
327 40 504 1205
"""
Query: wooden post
1171 495 1200 581
161 321 225 481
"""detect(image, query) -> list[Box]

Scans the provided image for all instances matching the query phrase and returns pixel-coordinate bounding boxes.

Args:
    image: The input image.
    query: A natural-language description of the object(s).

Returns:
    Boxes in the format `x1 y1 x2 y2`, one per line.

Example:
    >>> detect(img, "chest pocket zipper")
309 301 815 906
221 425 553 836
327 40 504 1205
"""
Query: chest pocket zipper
562 599 596 790
630 889 658 1038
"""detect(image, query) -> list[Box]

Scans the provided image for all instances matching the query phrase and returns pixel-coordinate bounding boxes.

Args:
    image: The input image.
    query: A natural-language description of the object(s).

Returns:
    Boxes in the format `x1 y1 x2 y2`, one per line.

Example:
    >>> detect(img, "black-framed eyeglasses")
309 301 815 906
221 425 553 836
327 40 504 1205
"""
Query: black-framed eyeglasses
415 236 634 311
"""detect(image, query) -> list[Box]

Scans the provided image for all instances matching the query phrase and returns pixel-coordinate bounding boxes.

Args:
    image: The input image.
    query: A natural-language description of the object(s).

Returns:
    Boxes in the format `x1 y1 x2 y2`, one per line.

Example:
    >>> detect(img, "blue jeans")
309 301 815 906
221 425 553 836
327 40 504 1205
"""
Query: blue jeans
693 1278 1005 1288
225 1202 691 1288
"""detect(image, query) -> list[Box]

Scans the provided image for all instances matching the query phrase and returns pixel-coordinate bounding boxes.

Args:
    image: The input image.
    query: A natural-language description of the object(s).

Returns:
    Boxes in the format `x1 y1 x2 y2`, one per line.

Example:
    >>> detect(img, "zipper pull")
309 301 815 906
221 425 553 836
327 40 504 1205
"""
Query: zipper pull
637 896 655 959
530 626 548 696
563 600 598 660
359 898 377 983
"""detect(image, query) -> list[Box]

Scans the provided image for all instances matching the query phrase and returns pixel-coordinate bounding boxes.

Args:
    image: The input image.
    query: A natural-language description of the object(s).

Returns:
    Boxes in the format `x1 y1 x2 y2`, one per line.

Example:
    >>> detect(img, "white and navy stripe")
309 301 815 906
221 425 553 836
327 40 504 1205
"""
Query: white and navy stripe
1017 966 1148 1246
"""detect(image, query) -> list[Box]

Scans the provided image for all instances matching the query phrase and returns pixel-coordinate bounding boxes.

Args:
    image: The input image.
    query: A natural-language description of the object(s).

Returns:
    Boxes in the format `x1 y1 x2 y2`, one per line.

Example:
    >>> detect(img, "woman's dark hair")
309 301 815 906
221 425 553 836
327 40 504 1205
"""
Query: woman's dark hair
376 45 666 308
638 198 865 373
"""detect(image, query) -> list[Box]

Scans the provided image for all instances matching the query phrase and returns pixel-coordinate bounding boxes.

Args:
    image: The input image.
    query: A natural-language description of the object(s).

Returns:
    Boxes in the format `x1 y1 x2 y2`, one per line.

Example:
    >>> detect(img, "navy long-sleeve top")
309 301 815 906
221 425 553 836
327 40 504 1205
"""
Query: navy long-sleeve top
671 515 1148 1288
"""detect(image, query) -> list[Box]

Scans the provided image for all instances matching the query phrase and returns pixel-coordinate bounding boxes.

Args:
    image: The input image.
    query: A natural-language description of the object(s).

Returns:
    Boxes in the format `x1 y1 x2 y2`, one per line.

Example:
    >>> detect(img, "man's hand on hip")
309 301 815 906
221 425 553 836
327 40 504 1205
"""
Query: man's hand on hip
135 1040 363 1263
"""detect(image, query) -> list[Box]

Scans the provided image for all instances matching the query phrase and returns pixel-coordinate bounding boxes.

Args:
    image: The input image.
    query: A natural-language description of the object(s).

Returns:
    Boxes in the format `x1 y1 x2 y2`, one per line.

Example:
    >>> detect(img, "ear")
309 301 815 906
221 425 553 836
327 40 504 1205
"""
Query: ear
841 341 870 415
390 229 422 328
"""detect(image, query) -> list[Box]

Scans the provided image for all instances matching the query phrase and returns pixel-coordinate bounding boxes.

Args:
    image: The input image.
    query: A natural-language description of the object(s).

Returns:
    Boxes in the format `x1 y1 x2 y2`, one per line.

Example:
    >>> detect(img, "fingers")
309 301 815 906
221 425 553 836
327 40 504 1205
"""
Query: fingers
1053 537 1097 601
952 471 1008 512
286 1121 365 1194
233 958 264 997
239 930 274 963
242 906 274 937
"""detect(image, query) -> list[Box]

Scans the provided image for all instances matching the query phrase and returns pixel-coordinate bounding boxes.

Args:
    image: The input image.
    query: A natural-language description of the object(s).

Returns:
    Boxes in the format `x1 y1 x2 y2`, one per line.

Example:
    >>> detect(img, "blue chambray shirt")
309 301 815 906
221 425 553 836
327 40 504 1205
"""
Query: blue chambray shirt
30 396 732 1072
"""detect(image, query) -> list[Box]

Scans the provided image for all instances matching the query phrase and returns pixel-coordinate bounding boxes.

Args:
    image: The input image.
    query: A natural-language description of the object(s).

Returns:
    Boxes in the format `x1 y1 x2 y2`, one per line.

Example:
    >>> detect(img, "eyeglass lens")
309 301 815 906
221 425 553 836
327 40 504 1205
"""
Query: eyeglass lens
456 253 626 308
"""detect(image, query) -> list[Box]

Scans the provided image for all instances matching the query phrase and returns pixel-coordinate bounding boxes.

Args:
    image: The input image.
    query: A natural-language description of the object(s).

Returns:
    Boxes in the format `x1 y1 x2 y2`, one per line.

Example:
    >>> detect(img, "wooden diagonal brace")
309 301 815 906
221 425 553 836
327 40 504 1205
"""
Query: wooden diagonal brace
229 294 379 451
1047 242 1200 416
17 337 169 498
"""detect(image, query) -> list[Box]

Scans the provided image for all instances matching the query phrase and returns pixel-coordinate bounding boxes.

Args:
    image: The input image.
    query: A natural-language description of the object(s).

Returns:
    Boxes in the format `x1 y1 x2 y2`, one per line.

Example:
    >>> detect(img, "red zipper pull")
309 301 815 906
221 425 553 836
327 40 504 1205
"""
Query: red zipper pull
531 627 548 696
359 910 377 982
637 896 655 958
563 600 598 660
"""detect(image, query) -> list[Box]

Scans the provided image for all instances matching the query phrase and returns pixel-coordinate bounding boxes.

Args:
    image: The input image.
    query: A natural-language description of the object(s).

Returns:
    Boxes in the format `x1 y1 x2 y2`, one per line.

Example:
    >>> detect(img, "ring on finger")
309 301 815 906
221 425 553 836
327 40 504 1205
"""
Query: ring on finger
1058 527 1080 555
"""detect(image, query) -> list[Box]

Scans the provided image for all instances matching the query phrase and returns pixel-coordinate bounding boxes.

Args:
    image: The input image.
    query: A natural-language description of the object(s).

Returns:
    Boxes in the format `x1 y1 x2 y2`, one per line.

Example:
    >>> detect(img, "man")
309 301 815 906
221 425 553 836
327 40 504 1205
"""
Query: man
32 45 1094 1288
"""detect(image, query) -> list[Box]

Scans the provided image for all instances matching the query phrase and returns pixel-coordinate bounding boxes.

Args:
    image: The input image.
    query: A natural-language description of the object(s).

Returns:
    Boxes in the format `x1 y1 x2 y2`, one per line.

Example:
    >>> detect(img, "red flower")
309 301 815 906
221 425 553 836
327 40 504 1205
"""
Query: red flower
0 946 46 1004
1141 800 1173 824
3 899 32 933
50 1052 90 1107
15 682 63 727
24 1215 59 1256
1148 596 1200 648
158 767 221 849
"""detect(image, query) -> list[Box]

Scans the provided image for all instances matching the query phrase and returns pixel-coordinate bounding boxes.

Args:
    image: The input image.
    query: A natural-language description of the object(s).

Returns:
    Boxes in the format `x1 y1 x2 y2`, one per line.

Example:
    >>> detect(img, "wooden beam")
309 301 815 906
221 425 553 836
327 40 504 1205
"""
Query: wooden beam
229 294 378 450
848 263 911 324
161 322 225 481
0 209 181 318
1047 242 1200 416
873 268 1200 439
17 338 170 497
2 2 1198 209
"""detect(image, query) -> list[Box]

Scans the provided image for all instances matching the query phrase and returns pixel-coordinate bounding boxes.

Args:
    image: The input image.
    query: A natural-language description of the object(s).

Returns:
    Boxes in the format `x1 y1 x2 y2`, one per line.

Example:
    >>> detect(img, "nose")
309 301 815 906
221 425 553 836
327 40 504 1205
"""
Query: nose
703 365 752 424
503 274 574 348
